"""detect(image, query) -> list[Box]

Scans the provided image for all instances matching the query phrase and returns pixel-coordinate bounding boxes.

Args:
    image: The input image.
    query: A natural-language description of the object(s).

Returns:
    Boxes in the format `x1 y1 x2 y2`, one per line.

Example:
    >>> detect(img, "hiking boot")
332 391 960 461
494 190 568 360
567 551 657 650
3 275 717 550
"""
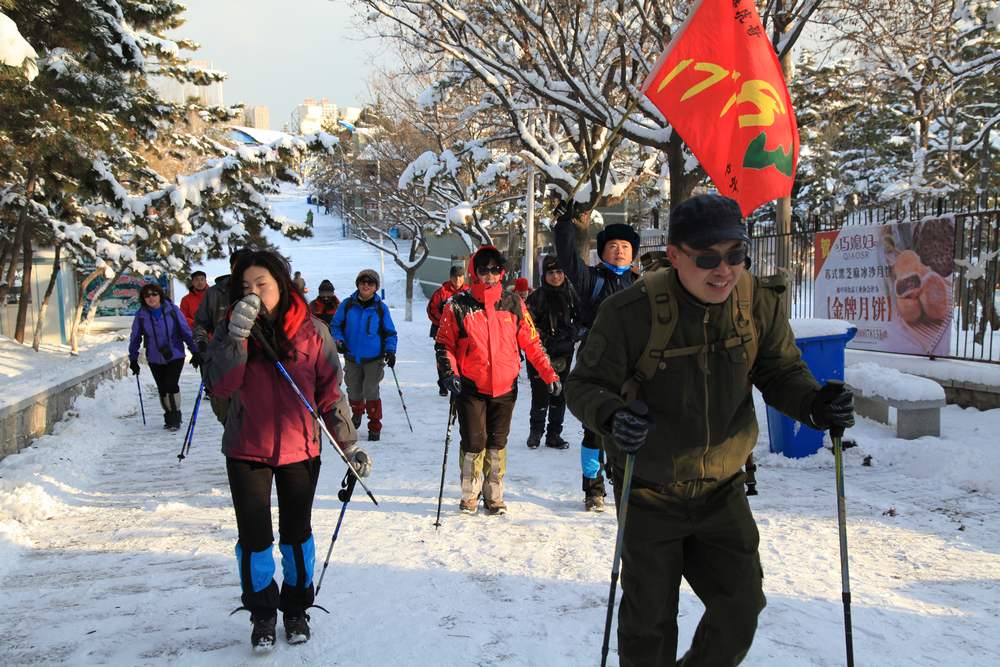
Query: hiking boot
283 612 310 645
368 431 381 442
585 495 605 512
485 501 507 516
459 498 478 514
439 386 449 397
250 611 277 652
526 430 542 449
545 434 569 449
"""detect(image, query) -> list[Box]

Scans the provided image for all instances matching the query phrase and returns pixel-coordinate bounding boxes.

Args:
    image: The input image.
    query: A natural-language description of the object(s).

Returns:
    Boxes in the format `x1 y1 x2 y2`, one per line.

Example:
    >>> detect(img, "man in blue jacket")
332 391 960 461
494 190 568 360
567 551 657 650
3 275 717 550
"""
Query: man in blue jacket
554 202 640 511
330 269 398 441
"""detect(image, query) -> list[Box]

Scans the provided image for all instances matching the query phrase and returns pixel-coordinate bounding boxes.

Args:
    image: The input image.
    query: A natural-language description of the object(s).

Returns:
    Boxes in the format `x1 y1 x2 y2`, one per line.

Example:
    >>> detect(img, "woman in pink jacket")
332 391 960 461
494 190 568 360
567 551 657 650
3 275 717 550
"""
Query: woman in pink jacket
203 250 372 652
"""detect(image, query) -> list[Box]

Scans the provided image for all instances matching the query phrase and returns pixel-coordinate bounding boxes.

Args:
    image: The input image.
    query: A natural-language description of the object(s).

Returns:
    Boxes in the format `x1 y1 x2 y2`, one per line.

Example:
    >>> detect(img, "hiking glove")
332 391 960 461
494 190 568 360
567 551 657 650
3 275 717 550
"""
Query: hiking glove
611 406 651 454
345 445 372 477
439 373 462 397
129 358 140 375
189 352 202 369
548 380 562 396
810 382 855 430
336 340 347 355
384 351 396 368
229 294 260 340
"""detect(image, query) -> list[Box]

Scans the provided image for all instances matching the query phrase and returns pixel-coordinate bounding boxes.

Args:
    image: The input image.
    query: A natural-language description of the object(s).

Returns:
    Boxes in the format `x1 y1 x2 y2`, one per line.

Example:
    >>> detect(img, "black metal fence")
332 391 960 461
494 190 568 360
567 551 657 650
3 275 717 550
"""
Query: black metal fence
749 195 1000 363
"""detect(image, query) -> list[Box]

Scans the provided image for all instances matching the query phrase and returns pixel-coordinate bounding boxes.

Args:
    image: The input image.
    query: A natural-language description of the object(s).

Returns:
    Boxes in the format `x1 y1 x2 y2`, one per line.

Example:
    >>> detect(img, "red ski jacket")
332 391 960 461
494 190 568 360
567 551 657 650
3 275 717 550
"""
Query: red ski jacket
436 247 557 397
179 288 206 328
427 280 468 327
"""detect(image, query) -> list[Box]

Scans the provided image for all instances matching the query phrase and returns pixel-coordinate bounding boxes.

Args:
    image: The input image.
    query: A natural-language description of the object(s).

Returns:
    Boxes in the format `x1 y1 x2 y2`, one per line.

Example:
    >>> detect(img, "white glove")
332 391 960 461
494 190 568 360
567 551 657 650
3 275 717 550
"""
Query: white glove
344 444 372 478
229 294 261 340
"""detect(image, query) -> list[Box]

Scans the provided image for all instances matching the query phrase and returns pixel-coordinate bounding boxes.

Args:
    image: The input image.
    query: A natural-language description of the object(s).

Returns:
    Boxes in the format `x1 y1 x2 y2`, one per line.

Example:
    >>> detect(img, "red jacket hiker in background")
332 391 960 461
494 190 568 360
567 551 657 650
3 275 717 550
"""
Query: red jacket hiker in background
426 265 469 338
309 279 340 325
179 270 208 328
435 246 560 516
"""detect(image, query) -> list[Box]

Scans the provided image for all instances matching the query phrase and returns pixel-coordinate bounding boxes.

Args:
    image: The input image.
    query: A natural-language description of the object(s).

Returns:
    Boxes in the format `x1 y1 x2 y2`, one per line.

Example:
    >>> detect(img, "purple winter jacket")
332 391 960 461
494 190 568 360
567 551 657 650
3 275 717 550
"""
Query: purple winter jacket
129 301 197 366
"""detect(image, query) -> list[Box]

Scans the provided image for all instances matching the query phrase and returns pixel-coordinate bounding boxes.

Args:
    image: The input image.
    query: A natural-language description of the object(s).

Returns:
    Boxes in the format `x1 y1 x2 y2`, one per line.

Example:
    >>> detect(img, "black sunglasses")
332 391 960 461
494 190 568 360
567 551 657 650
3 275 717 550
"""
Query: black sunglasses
679 246 748 270
476 265 504 275
358 277 377 285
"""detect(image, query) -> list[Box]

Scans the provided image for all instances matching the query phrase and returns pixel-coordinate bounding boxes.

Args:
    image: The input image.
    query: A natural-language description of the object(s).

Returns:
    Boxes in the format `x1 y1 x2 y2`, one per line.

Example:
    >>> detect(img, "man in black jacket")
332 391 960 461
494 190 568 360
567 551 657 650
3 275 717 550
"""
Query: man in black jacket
554 204 639 511
525 255 582 450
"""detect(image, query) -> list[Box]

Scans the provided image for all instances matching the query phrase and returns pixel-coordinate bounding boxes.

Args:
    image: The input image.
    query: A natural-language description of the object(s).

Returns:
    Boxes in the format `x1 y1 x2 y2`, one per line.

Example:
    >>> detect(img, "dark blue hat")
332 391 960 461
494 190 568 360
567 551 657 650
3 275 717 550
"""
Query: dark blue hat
596 223 640 258
668 194 748 249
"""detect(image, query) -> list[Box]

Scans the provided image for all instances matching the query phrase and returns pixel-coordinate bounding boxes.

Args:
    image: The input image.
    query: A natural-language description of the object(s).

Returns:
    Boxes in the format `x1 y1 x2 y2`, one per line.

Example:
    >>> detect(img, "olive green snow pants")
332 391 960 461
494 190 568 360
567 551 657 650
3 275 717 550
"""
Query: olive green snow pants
612 471 766 667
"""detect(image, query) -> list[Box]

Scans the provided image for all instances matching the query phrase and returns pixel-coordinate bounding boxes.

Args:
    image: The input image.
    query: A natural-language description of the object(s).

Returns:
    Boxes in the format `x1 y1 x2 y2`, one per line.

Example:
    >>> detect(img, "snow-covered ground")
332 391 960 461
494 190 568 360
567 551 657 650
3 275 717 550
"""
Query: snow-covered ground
2 187 999 665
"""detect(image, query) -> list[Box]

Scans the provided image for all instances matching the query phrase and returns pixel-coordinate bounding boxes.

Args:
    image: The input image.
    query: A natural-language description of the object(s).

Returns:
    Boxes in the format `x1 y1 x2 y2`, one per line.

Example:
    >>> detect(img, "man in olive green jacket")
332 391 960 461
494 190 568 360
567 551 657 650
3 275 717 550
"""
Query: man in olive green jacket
566 194 855 667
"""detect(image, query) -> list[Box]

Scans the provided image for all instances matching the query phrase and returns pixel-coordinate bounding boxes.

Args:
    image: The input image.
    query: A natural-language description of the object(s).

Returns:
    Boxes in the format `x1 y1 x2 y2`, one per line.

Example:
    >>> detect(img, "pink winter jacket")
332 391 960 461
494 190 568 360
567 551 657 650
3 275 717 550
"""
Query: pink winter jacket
204 313 357 466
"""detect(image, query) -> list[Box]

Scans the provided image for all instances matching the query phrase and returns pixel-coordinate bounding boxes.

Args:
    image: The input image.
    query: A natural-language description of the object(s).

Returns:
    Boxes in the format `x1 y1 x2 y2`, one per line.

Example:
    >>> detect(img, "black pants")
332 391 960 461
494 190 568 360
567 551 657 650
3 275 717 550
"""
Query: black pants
527 357 569 436
613 472 766 667
149 358 184 396
227 457 322 614
456 389 517 453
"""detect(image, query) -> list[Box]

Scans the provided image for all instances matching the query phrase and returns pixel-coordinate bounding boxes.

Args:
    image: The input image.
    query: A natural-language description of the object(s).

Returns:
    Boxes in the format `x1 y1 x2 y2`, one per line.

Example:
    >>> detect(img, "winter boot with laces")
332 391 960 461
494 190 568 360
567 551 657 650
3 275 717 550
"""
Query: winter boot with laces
526 430 542 449
545 433 569 449
283 611 311 644
250 611 277 652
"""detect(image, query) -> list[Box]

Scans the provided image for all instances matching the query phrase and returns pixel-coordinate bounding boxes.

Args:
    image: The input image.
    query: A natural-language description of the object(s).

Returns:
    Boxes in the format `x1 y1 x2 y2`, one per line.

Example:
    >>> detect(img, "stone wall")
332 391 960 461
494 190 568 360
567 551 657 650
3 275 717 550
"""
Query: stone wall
0 356 129 460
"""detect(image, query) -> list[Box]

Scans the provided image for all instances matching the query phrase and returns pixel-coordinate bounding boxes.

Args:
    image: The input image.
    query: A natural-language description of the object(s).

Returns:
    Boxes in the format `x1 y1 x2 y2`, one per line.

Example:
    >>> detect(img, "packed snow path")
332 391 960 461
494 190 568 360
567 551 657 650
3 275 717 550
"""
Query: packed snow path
2 189 999 665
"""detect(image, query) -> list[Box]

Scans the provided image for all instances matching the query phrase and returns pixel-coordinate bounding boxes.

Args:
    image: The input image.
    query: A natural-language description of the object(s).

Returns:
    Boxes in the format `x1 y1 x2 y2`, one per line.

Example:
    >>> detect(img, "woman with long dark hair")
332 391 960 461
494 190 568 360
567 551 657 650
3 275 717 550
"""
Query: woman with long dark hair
203 250 372 652
127 282 199 429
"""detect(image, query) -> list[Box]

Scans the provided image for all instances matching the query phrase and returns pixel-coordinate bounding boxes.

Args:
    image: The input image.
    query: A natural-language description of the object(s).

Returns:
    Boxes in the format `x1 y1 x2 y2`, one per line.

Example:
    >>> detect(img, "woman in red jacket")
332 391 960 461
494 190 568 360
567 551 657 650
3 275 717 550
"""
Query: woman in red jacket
203 250 372 652
435 246 560 515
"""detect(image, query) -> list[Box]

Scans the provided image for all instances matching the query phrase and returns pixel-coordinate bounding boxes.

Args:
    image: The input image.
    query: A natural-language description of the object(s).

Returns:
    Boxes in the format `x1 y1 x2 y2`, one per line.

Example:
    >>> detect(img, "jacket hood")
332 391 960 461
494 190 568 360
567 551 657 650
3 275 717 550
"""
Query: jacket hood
214 274 230 287
467 245 505 304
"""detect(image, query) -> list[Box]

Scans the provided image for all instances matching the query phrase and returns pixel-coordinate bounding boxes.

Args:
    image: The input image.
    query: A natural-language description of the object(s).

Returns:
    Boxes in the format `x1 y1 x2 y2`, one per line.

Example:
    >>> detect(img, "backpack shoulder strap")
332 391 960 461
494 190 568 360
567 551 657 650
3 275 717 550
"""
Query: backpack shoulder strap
731 271 758 367
590 273 606 303
621 268 679 401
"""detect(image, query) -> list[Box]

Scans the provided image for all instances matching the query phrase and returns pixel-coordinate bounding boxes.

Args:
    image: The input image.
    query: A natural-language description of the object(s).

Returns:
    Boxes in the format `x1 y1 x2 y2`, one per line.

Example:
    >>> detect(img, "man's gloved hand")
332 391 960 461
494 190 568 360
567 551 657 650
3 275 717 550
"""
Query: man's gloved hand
229 294 261 340
810 382 855 431
611 404 652 454
553 199 576 223
197 340 208 354
384 351 396 368
336 340 347 355
439 373 462 397
189 352 202 369
345 445 372 477
548 380 562 396
129 358 140 376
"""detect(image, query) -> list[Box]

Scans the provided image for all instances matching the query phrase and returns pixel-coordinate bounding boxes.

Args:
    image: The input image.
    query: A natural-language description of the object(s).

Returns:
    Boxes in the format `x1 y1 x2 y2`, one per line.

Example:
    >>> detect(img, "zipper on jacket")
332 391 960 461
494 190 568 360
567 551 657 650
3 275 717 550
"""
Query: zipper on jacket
699 307 711 490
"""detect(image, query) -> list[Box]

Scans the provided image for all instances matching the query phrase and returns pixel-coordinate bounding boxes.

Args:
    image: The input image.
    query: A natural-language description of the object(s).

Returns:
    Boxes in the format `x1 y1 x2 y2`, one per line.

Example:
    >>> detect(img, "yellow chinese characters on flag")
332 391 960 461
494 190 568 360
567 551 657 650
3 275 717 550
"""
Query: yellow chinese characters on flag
642 0 799 215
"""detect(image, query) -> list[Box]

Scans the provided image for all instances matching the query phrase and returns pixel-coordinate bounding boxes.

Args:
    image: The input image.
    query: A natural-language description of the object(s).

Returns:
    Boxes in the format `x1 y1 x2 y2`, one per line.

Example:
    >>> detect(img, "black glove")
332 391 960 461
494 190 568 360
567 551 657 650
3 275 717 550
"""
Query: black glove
129 358 140 376
810 382 855 431
548 380 562 396
189 352 202 369
197 340 208 354
439 374 462 397
385 351 396 368
336 340 347 355
611 404 651 454
553 199 577 223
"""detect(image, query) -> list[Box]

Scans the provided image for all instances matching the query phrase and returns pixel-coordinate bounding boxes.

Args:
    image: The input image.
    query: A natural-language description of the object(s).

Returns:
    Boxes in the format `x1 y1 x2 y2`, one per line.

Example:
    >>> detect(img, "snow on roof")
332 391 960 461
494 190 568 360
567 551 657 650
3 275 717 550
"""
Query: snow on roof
229 125 292 146
846 361 946 402
0 12 38 80
790 318 857 340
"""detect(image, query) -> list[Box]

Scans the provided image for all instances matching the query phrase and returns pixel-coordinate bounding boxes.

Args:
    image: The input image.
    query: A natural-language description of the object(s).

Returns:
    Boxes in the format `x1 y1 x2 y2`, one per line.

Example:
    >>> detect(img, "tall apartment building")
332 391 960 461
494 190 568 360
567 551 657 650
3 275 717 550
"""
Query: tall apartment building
243 105 270 130
292 97 339 134
148 59 224 107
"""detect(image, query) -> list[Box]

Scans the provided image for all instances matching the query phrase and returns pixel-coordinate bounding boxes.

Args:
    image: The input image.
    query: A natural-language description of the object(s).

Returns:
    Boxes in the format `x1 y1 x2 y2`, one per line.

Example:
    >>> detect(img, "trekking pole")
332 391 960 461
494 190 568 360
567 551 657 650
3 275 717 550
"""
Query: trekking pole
176 381 205 462
433 397 459 529
745 453 759 496
823 380 855 667
314 469 358 605
601 400 649 667
250 325 379 506
390 366 414 432
136 374 146 425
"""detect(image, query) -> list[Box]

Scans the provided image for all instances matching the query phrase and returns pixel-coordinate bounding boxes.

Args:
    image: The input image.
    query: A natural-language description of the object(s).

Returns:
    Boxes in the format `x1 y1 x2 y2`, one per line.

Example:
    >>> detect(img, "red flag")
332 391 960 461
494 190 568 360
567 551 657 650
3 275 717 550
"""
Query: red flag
643 0 798 216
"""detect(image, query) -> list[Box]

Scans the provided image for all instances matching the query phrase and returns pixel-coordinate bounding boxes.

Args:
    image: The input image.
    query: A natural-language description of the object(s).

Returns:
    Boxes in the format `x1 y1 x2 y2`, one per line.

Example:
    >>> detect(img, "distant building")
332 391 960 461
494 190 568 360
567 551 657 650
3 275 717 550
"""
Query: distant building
243 106 269 130
148 59 224 107
292 97 339 134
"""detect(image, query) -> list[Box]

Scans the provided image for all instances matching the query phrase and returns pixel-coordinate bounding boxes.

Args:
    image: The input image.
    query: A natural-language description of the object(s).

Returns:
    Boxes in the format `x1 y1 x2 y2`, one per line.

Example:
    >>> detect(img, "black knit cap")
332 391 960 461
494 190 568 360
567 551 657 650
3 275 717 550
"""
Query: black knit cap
318 279 335 296
542 255 562 273
596 223 640 258
668 194 748 250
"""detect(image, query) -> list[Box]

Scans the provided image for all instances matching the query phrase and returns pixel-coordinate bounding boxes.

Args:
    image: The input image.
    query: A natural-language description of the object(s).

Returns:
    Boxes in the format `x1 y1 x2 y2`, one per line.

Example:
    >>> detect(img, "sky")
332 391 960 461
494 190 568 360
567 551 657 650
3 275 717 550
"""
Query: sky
173 0 382 130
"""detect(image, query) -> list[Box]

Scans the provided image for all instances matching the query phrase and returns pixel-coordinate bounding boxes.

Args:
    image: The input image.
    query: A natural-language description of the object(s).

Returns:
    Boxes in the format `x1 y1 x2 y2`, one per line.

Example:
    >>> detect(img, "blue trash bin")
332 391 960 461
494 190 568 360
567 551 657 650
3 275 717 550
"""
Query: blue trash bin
766 322 857 458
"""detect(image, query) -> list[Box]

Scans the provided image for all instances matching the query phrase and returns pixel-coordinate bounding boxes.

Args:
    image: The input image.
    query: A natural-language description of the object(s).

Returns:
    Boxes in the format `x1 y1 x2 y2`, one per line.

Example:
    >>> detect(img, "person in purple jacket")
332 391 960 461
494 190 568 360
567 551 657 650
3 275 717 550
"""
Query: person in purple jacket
128 282 199 430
